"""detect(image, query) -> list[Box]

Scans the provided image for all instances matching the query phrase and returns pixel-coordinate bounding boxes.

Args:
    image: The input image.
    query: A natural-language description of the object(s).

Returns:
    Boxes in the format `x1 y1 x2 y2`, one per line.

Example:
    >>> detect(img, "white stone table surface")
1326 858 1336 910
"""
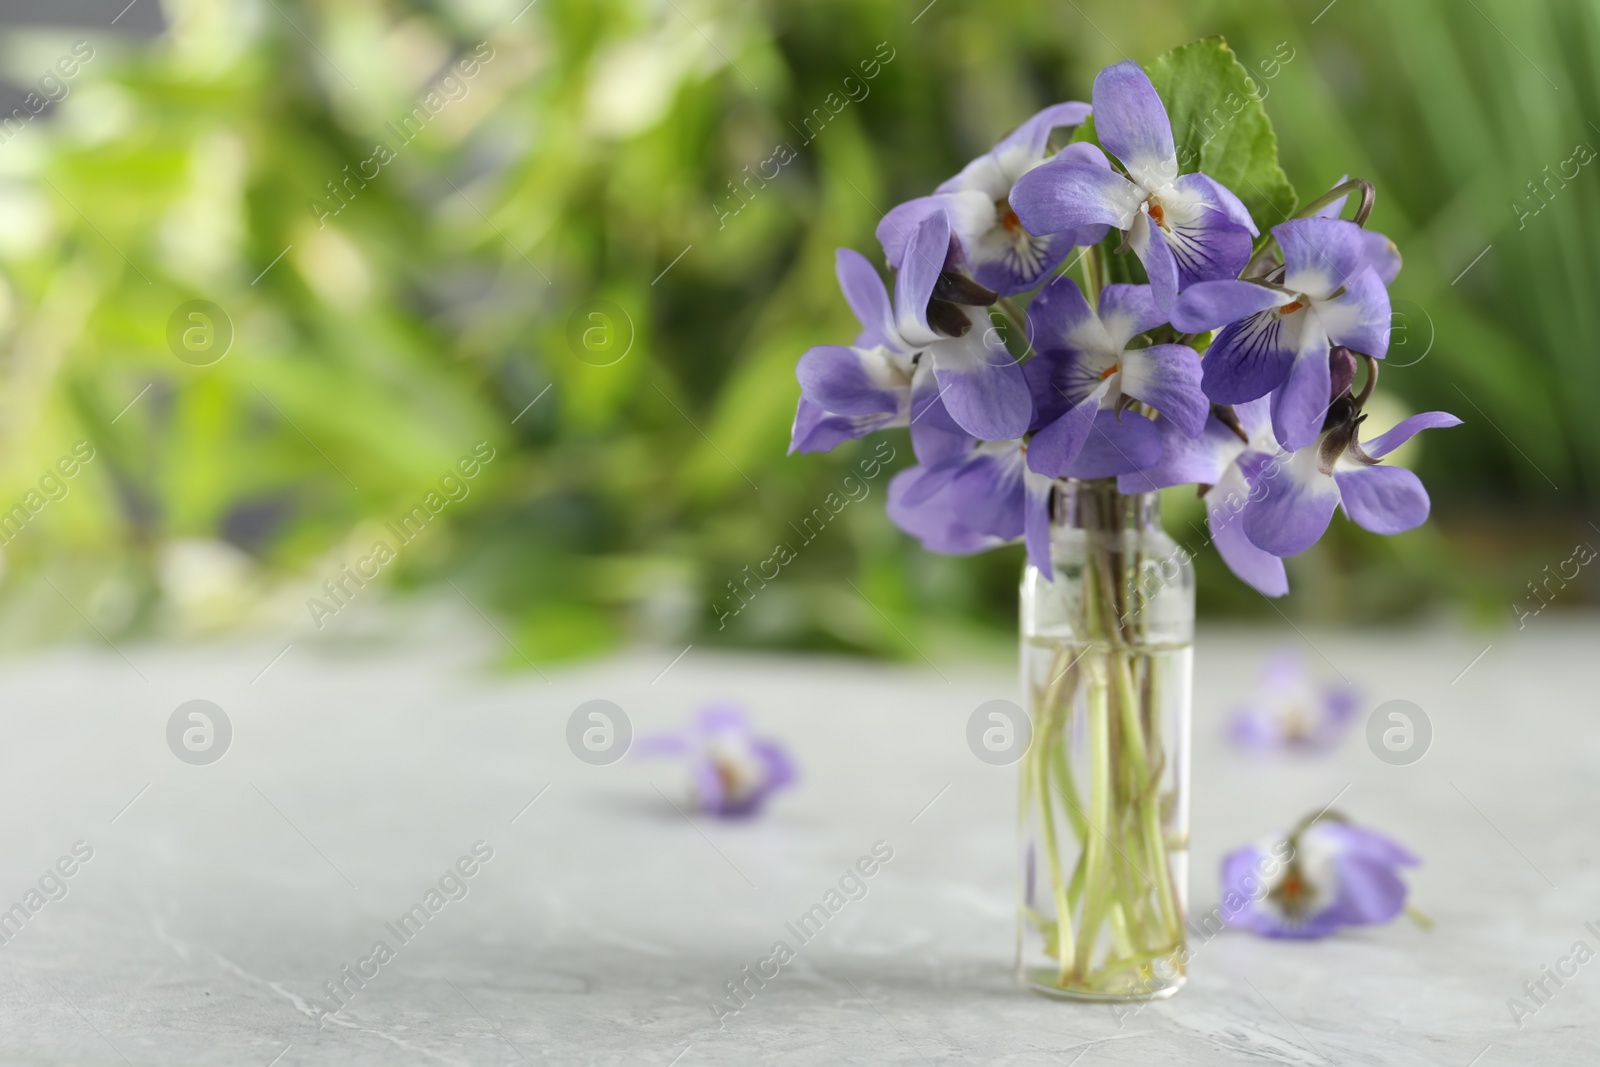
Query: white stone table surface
0 614 1595 1065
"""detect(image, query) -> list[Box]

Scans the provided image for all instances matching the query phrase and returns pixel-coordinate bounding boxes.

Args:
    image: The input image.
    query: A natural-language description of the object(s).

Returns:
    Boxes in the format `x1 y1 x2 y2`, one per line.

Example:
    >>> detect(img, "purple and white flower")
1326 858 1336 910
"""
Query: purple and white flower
1023 279 1205 479
1240 408 1461 558
790 245 959 462
636 705 796 818
1313 177 1402 284
1222 816 1418 939
787 50 1455 599
1010 62 1258 310
1225 649 1358 752
887 437 1053 574
1119 397 1289 596
878 102 1108 297
792 212 1031 450
1172 216 1393 450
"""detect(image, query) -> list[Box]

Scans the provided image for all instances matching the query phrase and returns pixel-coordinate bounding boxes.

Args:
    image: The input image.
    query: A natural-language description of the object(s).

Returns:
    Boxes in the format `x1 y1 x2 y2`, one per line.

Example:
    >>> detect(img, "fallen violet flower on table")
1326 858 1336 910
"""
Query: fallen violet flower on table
1221 812 1420 939
1227 649 1357 752
636 705 796 818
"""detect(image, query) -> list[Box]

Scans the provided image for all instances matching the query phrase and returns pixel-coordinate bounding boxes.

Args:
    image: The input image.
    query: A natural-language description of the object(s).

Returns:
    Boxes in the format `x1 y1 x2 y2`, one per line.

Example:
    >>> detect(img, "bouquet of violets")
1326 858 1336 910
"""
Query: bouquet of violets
788 40 1459 1000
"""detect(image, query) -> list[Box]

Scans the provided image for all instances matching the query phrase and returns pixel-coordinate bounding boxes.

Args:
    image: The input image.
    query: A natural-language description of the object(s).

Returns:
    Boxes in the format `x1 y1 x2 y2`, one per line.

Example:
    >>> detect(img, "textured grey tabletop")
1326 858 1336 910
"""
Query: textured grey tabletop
0 616 1593 1065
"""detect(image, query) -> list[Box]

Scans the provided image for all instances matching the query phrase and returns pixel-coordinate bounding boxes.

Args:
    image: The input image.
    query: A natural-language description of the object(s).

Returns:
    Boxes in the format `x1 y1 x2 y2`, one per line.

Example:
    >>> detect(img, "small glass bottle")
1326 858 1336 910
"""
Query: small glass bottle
1017 478 1195 1000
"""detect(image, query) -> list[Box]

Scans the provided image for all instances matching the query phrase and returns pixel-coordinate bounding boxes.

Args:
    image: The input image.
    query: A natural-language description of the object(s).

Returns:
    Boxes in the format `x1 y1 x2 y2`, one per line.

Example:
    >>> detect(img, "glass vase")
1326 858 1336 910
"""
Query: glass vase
1017 479 1194 1001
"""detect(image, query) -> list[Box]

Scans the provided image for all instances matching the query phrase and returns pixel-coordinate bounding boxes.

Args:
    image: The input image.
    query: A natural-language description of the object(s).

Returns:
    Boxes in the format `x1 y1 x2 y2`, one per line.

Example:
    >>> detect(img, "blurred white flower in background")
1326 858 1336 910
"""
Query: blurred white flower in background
165 0 262 77
585 5 755 140
159 538 262 635
0 185 54 260
294 223 373 308
158 130 247 287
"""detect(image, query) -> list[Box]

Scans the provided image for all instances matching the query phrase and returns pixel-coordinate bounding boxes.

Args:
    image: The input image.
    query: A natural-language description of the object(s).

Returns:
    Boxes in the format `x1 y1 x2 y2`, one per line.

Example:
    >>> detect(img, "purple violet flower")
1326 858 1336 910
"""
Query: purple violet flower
1221 815 1418 939
877 102 1108 297
1313 176 1402 283
789 244 959 462
1172 216 1393 450
1119 397 1289 596
1225 649 1358 751
1010 61 1259 310
1022 279 1205 479
786 50 1452 592
636 705 796 818
1239 409 1462 558
886 438 1053 574
791 212 1031 450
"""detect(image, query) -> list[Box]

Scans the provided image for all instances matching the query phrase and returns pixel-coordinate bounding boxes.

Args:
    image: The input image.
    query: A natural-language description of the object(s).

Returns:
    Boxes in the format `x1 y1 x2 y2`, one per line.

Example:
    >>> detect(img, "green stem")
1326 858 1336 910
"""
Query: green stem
1106 900 1138 961
1106 499 1183 954
1107 648 1180 945
1028 642 1084 980
1025 480 1188 994
1033 696 1075 981
1050 737 1089 842
1074 651 1113 977
997 297 1033 360
1142 659 1181 943
1084 244 1106 308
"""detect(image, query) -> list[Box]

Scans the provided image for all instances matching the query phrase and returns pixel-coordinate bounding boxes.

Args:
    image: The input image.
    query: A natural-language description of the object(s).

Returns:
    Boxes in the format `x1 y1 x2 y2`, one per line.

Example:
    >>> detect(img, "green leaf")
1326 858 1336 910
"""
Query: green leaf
1146 36 1297 227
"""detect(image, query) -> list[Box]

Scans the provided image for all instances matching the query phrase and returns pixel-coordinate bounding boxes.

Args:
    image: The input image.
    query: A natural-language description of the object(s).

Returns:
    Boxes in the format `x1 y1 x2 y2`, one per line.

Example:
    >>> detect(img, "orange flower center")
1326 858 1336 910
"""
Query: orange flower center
998 199 1023 234
1148 202 1166 228
1280 299 1305 315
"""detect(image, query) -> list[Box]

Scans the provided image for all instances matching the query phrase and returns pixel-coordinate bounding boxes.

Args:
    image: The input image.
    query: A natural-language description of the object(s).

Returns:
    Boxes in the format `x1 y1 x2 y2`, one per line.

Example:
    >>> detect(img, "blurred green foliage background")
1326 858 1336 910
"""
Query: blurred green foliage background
0 0 1594 664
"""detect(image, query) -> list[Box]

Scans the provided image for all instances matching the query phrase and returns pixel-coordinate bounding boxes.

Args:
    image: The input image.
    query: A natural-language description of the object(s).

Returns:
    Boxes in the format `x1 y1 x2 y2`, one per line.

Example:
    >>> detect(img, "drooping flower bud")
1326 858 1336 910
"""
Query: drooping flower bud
1328 345 1358 401
926 271 999 337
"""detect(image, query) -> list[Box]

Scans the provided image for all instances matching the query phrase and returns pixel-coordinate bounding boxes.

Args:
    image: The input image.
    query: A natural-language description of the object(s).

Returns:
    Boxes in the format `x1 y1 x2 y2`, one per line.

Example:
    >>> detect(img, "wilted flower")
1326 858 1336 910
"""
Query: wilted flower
1221 813 1419 939
637 705 796 818
1225 649 1357 751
